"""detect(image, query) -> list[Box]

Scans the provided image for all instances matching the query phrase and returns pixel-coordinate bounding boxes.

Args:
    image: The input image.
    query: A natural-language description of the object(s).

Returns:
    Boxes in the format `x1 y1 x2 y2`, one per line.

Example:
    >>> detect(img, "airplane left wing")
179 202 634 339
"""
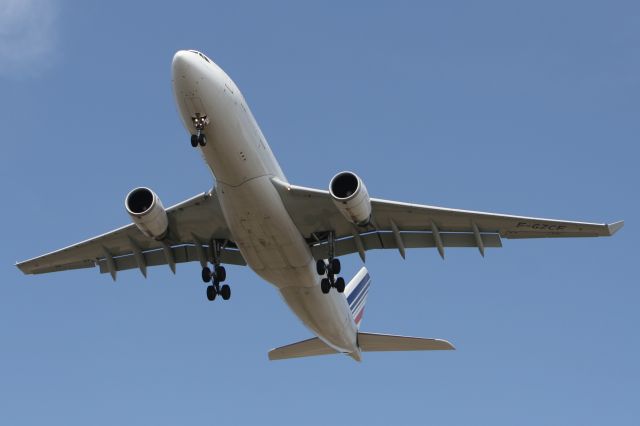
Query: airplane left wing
272 178 623 260
16 190 245 279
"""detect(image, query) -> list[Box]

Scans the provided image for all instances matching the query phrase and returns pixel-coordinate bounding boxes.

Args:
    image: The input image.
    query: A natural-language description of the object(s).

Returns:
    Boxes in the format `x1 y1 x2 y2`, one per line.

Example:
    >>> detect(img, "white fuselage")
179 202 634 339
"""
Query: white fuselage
171 50 359 356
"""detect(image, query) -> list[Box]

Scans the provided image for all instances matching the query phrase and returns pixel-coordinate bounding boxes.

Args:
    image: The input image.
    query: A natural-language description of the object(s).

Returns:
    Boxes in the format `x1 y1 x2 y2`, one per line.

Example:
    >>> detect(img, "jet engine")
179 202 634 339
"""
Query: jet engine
329 171 371 226
125 187 169 240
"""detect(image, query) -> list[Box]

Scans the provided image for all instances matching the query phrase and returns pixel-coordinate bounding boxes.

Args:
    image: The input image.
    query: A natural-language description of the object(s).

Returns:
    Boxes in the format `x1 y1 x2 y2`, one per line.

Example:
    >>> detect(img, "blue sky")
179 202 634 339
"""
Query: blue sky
1 1 638 424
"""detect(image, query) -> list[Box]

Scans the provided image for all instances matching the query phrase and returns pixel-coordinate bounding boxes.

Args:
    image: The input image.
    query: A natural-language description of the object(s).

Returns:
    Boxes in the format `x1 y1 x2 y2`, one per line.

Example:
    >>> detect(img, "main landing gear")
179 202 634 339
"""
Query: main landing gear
317 232 345 294
190 114 209 147
202 264 230 301
202 240 231 302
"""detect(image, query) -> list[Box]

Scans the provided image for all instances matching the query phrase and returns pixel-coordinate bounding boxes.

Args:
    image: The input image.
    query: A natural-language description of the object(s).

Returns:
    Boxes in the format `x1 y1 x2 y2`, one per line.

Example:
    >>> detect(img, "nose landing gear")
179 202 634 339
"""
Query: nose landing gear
190 114 209 147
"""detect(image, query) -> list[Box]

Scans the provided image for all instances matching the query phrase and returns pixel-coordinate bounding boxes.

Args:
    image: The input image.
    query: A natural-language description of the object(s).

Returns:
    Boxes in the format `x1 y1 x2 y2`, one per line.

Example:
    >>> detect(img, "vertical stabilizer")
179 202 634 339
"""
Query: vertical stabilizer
345 267 371 328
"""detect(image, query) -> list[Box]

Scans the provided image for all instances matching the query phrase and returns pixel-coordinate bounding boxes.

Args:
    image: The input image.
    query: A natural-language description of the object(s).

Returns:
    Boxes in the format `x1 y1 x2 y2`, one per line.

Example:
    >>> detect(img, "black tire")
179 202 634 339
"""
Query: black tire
316 259 326 275
191 134 198 147
321 278 331 294
197 133 207 146
201 266 212 283
215 265 226 282
330 258 341 275
206 285 217 301
335 277 346 293
220 284 231 300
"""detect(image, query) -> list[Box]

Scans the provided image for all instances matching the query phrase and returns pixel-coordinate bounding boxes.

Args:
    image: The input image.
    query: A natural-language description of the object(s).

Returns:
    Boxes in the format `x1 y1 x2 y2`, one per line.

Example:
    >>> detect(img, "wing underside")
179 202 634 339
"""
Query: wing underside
17 179 623 279
272 178 622 260
16 190 244 279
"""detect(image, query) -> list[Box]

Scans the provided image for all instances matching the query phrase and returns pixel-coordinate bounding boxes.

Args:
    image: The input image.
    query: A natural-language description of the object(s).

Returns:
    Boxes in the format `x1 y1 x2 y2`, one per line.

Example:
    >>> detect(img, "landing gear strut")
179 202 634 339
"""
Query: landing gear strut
190 114 209 147
202 240 231 302
317 232 345 294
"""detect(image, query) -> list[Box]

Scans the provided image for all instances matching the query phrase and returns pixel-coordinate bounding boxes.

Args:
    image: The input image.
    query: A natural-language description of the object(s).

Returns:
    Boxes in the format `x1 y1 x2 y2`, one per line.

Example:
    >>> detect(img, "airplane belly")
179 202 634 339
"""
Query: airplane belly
216 177 313 285
279 285 358 353
218 177 358 353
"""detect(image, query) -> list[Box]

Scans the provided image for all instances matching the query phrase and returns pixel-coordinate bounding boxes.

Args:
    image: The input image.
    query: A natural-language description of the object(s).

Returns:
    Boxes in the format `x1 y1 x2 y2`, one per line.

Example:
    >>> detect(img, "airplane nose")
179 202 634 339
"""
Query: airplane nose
172 50 194 78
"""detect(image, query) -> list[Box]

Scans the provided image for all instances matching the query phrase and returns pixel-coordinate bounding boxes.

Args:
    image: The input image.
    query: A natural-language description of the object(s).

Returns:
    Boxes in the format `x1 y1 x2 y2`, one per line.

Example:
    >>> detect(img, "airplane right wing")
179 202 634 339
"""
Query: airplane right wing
16 189 245 279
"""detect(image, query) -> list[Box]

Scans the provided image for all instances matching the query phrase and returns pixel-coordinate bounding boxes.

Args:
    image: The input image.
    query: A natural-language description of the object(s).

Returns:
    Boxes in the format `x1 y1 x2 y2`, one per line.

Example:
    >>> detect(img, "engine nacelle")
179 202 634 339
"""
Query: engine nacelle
125 187 169 240
329 171 372 226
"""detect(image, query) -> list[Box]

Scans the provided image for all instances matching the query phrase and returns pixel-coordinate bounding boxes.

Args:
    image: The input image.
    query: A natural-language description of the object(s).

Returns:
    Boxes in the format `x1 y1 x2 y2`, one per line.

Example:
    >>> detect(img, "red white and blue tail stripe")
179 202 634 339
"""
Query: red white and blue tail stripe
345 267 371 328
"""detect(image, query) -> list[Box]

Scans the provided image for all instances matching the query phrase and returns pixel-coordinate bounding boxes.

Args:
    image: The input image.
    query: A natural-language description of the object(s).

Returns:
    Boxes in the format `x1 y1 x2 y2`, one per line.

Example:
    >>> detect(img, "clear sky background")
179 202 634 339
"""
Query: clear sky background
1 1 637 425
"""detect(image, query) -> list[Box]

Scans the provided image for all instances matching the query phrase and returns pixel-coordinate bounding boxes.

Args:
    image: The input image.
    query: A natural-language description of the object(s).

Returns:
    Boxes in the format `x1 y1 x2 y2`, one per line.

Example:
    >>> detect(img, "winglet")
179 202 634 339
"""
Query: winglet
607 221 624 236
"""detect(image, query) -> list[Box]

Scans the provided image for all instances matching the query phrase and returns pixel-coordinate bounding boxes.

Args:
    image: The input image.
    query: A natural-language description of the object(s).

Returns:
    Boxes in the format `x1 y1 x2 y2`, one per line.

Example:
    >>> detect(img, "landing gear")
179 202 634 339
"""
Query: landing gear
330 258 341 275
220 284 231 300
190 114 209 148
206 282 231 301
321 278 331 294
215 265 226 282
317 232 345 294
201 265 226 283
202 240 231 302
201 266 212 283
206 284 217 301
191 130 207 147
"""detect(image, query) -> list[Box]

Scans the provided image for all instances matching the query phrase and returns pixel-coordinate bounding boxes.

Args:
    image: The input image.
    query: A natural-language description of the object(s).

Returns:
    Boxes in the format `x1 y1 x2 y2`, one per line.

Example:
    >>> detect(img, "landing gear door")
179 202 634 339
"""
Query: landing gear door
184 97 207 119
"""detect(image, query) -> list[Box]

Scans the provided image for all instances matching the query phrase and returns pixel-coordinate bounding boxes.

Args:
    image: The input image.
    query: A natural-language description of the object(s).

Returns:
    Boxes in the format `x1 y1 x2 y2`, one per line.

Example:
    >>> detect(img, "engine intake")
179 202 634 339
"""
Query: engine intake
125 187 169 240
329 171 371 226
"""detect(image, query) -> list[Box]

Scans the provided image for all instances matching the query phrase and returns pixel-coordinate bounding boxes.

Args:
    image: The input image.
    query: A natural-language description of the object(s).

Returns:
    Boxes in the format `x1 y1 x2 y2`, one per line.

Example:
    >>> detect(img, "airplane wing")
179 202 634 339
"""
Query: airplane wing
16 189 245 279
271 178 623 260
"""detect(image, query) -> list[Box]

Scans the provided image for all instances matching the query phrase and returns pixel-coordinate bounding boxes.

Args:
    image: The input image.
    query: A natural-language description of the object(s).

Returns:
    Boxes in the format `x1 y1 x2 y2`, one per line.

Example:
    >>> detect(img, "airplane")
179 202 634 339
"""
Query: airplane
16 50 623 361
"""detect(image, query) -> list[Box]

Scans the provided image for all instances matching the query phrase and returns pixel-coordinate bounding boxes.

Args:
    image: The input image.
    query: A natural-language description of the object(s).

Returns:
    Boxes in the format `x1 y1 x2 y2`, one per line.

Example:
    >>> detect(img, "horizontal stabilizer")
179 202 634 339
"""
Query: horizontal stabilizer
268 337 337 360
268 333 454 361
607 220 624 236
358 332 455 352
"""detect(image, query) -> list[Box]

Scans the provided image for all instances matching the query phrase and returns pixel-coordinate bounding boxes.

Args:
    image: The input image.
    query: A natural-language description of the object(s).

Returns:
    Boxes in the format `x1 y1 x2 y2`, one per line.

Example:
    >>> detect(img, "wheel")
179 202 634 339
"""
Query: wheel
316 259 326 275
335 277 346 293
201 266 212 283
320 278 331 294
190 134 198 147
330 258 341 275
206 285 217 301
215 265 226 282
197 133 207 146
220 284 231 300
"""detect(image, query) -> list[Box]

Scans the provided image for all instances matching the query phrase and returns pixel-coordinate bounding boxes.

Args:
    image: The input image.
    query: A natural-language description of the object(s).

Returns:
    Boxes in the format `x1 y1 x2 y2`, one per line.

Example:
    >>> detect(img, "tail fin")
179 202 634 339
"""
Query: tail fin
345 267 371 328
